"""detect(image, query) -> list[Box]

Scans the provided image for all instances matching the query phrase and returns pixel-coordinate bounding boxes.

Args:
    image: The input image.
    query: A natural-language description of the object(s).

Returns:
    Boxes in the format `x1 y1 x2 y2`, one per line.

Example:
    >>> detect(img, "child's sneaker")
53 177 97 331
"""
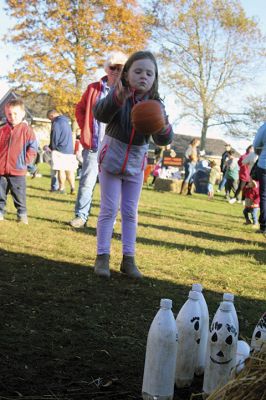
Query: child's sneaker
69 217 86 228
229 198 237 204
252 223 259 229
17 215 28 224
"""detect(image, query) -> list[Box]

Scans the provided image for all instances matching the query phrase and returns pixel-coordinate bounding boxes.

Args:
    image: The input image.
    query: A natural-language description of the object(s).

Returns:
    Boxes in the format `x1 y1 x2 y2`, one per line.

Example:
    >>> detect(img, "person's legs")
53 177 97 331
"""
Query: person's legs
251 207 259 225
58 170 66 192
218 173 227 191
9 176 27 223
225 178 231 199
240 180 247 201
0 176 9 218
243 208 251 224
234 180 243 200
120 172 144 256
180 162 193 194
94 169 121 278
73 150 98 222
119 172 143 278
50 169 59 191
65 170 75 193
258 167 266 232
97 169 121 255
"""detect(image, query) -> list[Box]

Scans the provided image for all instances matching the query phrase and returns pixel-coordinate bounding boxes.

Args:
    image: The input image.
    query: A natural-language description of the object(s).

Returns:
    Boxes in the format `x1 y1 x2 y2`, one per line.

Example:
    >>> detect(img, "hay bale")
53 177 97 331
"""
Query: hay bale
206 351 266 400
154 178 181 192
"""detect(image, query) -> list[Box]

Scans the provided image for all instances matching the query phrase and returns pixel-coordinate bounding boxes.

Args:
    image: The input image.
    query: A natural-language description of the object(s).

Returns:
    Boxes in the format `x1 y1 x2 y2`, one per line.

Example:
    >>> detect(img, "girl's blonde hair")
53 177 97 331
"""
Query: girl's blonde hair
121 51 160 100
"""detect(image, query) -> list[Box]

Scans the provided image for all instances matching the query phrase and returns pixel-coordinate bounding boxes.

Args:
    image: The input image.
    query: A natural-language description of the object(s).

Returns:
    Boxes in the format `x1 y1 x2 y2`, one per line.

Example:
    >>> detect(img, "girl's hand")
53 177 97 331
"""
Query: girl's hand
115 80 132 104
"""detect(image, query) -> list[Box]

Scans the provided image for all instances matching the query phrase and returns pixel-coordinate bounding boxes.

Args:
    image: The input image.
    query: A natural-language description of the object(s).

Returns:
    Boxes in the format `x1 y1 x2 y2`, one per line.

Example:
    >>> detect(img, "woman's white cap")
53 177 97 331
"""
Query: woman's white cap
104 51 127 72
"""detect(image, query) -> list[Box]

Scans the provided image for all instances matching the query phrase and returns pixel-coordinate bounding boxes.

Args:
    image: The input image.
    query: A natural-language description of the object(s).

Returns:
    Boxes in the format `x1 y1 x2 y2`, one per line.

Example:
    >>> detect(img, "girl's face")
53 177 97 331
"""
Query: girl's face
126 58 156 94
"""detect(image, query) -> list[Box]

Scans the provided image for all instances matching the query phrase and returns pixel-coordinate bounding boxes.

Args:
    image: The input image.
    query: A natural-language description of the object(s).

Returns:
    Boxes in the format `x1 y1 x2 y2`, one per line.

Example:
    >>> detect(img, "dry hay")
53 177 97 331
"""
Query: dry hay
154 178 181 192
206 351 266 400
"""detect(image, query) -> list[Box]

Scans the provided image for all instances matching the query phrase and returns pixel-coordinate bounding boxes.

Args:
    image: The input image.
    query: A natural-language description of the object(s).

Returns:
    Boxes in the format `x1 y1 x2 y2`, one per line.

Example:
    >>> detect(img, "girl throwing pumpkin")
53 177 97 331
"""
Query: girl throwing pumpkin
93 50 173 279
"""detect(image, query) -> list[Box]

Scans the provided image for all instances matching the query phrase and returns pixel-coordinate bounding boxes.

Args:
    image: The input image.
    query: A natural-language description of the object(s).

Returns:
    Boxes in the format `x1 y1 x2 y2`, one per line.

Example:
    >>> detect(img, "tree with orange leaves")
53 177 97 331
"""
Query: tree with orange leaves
4 0 149 121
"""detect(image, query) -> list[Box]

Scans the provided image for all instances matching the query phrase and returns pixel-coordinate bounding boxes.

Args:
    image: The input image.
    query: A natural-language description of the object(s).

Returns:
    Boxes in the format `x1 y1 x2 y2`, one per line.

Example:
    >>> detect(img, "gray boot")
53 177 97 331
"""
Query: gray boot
120 255 143 279
94 254 110 278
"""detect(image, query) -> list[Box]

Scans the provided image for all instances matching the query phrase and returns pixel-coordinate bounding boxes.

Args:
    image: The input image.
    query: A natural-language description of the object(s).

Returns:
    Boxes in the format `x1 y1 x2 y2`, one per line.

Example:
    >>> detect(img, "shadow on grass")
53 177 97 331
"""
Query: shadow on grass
27 192 76 204
0 249 265 400
138 207 242 222
136 234 266 264
138 222 266 248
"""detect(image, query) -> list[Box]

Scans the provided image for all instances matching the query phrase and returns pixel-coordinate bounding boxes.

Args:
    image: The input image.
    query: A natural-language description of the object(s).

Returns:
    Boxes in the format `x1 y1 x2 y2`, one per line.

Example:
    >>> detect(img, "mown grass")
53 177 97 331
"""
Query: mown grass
0 164 265 399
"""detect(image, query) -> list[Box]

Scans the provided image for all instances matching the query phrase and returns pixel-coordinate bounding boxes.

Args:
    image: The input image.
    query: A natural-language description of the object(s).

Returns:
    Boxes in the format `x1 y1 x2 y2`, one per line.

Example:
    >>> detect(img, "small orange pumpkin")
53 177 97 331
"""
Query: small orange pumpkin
131 100 166 135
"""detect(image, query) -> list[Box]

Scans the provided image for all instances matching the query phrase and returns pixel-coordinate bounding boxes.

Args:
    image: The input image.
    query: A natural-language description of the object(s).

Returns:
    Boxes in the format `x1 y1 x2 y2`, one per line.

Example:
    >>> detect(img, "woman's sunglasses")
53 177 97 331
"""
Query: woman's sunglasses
109 65 122 71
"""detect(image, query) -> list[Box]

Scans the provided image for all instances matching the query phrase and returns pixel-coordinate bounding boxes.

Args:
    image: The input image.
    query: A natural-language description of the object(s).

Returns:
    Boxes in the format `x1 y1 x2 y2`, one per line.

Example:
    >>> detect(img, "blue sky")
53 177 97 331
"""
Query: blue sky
0 0 265 150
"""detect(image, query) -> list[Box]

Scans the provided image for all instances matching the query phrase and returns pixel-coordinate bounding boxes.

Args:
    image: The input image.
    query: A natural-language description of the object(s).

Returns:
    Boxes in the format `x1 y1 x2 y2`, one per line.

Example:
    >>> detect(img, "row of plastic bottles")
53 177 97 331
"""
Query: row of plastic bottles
142 284 266 400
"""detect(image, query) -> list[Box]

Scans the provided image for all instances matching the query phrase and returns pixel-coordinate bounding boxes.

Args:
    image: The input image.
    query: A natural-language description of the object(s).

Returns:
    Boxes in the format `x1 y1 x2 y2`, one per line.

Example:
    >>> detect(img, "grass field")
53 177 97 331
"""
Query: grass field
0 164 265 400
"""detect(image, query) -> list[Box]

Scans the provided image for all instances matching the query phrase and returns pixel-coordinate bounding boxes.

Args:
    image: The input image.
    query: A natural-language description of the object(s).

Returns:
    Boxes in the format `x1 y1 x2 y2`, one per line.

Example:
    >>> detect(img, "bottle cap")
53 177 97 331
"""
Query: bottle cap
192 283 203 292
160 298 172 309
220 301 233 311
188 290 200 300
223 293 234 302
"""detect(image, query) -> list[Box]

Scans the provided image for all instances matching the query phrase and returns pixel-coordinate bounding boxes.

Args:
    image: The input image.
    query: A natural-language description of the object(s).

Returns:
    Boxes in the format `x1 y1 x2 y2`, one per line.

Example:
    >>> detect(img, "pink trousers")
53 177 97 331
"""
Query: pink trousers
97 168 144 256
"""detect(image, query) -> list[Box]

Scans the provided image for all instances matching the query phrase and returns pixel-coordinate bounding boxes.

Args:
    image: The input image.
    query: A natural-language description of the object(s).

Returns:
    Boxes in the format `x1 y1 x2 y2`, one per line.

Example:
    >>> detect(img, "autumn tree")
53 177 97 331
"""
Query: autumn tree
147 0 264 149
226 94 266 138
4 0 149 121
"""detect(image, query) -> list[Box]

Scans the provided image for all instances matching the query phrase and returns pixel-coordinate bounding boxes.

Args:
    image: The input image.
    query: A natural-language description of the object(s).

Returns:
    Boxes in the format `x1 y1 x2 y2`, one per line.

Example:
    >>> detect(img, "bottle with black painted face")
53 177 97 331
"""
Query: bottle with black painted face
203 301 238 396
192 283 209 376
175 290 202 388
251 312 266 353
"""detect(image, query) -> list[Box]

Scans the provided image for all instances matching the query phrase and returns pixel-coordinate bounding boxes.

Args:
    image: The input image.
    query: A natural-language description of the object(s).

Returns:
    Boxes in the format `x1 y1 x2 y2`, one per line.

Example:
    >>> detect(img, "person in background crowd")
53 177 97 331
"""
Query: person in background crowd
180 137 200 195
229 145 254 204
217 143 231 192
0 99 37 224
253 121 266 235
207 160 220 200
242 178 260 228
47 109 77 195
69 51 127 228
224 150 239 200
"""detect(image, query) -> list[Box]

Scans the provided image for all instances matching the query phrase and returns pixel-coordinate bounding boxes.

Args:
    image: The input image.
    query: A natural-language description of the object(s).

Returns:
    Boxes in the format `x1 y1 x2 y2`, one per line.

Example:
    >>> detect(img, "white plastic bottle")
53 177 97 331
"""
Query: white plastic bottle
223 293 239 335
234 340 250 374
175 290 201 388
192 283 209 375
251 312 266 353
203 302 238 396
142 299 178 400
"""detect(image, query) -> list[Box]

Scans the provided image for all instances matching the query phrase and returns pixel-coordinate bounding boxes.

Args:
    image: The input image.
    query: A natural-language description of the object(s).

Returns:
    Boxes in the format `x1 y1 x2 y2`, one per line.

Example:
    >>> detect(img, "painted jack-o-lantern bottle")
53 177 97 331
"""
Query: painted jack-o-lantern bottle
192 283 209 375
175 290 201 388
142 299 178 400
223 293 239 335
251 312 266 353
203 301 238 396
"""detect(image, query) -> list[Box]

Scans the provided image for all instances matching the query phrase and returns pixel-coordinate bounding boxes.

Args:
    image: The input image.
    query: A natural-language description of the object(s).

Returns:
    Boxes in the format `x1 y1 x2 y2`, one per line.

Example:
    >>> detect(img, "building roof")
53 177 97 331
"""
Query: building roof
151 134 240 157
